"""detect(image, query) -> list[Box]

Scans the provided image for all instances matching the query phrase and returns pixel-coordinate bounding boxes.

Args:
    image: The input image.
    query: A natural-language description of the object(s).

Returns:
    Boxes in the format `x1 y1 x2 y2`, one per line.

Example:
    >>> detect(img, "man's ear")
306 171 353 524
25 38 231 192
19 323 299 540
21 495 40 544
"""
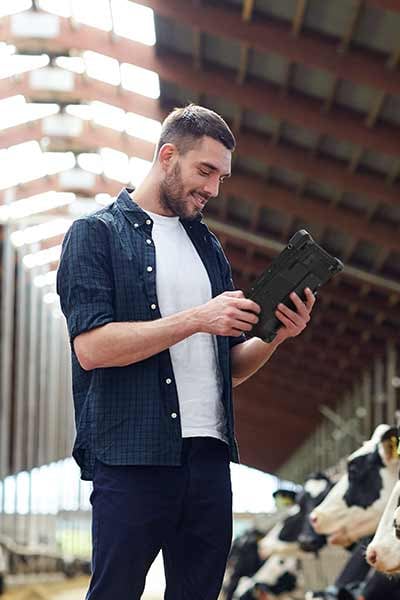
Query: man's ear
158 143 177 170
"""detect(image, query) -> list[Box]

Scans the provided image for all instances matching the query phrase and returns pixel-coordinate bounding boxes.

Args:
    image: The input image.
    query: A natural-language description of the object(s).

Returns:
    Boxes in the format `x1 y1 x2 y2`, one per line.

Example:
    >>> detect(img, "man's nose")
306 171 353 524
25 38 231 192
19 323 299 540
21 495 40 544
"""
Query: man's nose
203 179 219 198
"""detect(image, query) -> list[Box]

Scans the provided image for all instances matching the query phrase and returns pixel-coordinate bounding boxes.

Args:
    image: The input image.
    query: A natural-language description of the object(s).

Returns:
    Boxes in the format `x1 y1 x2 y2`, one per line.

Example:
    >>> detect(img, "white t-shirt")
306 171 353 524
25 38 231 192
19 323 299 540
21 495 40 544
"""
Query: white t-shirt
145 209 227 443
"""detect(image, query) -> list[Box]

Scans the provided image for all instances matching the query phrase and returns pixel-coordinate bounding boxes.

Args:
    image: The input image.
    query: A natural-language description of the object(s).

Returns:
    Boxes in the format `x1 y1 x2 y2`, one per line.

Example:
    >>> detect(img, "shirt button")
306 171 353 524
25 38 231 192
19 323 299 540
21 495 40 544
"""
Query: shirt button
171 412 177 419
145 219 151 225
150 303 157 310
133 223 139 228
146 239 152 245
147 266 153 272
165 378 172 384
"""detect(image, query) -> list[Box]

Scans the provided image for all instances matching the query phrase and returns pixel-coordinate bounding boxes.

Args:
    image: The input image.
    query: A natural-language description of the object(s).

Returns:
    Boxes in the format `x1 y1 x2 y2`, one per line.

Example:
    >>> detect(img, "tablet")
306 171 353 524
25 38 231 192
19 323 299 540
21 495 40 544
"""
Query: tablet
246 230 344 343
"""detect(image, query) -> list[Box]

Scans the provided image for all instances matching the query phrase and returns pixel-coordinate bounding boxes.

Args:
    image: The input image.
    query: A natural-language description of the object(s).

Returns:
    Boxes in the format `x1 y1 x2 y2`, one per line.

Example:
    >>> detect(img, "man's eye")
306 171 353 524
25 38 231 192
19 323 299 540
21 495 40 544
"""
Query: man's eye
199 170 210 177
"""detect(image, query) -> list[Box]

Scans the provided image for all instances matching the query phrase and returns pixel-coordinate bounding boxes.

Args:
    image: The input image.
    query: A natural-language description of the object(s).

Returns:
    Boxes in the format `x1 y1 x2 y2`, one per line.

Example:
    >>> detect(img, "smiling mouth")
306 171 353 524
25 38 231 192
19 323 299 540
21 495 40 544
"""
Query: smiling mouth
191 193 207 209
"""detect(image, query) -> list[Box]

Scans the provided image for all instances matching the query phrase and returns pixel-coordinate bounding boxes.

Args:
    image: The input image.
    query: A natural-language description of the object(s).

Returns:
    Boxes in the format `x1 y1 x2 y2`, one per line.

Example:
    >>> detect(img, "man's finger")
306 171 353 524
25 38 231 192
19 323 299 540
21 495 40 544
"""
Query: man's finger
275 310 297 329
223 290 245 297
278 302 304 326
235 298 261 314
288 292 310 320
304 287 316 311
236 311 259 325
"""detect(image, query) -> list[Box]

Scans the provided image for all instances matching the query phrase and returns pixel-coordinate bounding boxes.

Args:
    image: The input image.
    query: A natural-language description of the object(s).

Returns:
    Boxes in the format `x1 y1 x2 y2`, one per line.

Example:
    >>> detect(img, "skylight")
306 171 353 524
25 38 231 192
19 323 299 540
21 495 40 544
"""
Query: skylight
130 157 152 186
91 101 126 132
126 112 161 143
83 51 121 87
36 0 69 18
0 141 45 189
71 0 112 32
0 1 160 202
0 0 32 18
0 96 60 130
100 147 130 183
0 53 49 80
11 220 71 247
34 270 58 288
121 62 160 99
23 245 61 269
0 192 75 224
111 0 156 45
55 56 86 75
77 153 103 175
37 0 155 45
44 152 76 175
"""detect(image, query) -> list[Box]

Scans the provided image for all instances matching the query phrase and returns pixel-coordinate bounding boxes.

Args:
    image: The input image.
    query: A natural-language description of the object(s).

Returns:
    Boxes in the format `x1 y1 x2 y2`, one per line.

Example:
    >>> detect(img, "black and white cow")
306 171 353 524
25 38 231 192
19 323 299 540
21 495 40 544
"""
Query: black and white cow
360 571 400 600
297 473 334 553
309 571 400 600
366 479 400 573
223 529 266 600
310 425 399 546
259 473 333 559
258 507 304 560
234 555 300 600
305 539 371 599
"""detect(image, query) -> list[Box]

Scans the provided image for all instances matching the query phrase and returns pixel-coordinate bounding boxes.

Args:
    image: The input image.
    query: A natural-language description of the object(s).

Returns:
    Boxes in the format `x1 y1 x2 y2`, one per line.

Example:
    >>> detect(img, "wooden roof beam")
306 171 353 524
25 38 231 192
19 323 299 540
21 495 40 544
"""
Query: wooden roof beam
3 20 400 158
0 176 120 205
0 75 165 122
135 0 400 96
222 174 400 253
225 241 399 312
4 118 399 252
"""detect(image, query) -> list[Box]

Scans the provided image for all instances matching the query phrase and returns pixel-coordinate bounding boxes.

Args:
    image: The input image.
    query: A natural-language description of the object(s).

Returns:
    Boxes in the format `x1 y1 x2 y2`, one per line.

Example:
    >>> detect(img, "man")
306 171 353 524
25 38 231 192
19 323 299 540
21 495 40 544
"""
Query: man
57 104 315 599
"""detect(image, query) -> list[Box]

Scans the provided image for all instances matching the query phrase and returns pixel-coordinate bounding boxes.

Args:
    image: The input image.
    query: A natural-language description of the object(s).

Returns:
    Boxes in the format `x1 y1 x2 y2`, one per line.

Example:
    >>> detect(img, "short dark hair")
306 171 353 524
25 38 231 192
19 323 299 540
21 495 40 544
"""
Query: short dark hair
156 104 236 155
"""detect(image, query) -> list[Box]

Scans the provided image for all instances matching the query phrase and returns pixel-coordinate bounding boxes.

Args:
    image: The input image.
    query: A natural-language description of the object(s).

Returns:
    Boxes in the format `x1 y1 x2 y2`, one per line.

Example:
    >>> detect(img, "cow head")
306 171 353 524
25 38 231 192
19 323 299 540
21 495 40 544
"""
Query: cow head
366 480 400 573
227 528 266 579
254 555 298 596
309 425 399 546
297 472 334 553
236 555 299 599
258 504 305 560
259 473 334 559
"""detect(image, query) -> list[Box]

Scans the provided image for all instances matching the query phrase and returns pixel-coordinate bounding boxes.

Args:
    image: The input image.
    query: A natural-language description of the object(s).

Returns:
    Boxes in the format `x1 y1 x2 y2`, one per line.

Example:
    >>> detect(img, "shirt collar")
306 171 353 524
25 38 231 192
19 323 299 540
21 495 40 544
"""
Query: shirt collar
116 187 203 227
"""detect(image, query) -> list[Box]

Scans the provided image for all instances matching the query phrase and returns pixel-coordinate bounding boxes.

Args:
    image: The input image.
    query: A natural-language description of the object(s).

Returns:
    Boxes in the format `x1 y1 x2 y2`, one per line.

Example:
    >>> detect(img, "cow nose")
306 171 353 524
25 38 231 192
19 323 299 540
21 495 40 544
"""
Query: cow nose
310 514 317 526
368 549 377 565
299 534 322 553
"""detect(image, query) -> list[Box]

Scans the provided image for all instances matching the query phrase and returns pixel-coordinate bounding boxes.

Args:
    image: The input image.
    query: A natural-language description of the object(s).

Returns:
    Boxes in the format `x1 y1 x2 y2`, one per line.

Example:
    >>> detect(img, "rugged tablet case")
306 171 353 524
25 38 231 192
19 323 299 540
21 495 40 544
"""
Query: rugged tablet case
246 230 344 343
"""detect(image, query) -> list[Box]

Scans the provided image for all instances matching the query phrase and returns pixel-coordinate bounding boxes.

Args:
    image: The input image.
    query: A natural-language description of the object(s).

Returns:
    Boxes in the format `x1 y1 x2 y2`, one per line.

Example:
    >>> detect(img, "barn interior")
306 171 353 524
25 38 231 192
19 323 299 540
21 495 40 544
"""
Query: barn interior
0 1 399 598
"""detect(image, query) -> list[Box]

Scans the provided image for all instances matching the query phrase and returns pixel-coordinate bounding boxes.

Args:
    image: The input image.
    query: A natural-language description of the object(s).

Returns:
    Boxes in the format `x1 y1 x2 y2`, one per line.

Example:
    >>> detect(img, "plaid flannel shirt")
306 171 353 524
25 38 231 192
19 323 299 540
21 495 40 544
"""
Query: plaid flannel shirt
57 188 246 480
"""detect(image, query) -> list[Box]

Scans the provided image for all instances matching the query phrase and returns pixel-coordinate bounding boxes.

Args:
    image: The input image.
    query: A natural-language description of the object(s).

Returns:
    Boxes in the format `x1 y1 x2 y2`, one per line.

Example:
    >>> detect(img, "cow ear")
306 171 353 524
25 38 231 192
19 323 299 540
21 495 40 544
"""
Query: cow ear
380 426 398 442
380 428 399 462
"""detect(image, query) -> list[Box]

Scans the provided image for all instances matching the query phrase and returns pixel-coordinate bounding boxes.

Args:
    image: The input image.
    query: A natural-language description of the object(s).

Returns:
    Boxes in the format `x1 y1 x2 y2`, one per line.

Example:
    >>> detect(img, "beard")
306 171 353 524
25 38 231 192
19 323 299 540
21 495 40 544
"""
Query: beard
159 162 204 220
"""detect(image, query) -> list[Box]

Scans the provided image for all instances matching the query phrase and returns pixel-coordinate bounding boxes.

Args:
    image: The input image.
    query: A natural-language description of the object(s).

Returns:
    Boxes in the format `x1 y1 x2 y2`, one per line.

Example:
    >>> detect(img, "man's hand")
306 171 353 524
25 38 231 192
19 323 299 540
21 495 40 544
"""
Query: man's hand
274 287 316 344
194 290 261 337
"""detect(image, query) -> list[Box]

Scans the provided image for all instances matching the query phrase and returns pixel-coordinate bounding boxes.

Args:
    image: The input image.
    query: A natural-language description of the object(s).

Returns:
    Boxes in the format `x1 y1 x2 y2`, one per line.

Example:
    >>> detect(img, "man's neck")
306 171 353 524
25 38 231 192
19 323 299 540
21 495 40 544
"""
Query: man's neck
129 176 173 217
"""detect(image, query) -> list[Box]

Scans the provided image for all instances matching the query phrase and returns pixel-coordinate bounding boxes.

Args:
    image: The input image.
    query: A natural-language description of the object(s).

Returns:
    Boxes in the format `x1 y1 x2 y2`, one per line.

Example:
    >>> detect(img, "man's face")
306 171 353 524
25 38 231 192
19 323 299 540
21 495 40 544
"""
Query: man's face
159 136 232 220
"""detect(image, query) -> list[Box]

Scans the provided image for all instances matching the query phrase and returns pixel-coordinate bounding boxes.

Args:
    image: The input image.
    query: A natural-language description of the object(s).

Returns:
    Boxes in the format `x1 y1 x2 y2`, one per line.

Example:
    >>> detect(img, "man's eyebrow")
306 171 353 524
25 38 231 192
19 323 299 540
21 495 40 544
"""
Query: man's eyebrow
199 161 231 178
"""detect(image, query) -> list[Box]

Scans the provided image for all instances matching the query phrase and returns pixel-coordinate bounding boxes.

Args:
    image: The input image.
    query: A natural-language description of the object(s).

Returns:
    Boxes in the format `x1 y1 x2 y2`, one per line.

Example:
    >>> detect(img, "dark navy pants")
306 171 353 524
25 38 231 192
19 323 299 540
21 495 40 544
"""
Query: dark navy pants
86 437 233 600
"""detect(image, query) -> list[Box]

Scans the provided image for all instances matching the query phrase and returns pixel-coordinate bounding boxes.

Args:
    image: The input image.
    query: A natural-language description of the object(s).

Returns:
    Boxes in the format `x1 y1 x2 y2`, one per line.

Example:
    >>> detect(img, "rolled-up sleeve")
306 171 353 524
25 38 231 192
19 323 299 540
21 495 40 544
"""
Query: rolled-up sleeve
56 217 114 345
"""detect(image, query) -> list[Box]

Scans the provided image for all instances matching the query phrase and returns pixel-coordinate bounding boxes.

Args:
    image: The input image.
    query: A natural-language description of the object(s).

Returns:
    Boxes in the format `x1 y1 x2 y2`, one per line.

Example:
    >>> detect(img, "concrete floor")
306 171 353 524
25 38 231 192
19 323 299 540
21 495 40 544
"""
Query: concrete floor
3 553 165 600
